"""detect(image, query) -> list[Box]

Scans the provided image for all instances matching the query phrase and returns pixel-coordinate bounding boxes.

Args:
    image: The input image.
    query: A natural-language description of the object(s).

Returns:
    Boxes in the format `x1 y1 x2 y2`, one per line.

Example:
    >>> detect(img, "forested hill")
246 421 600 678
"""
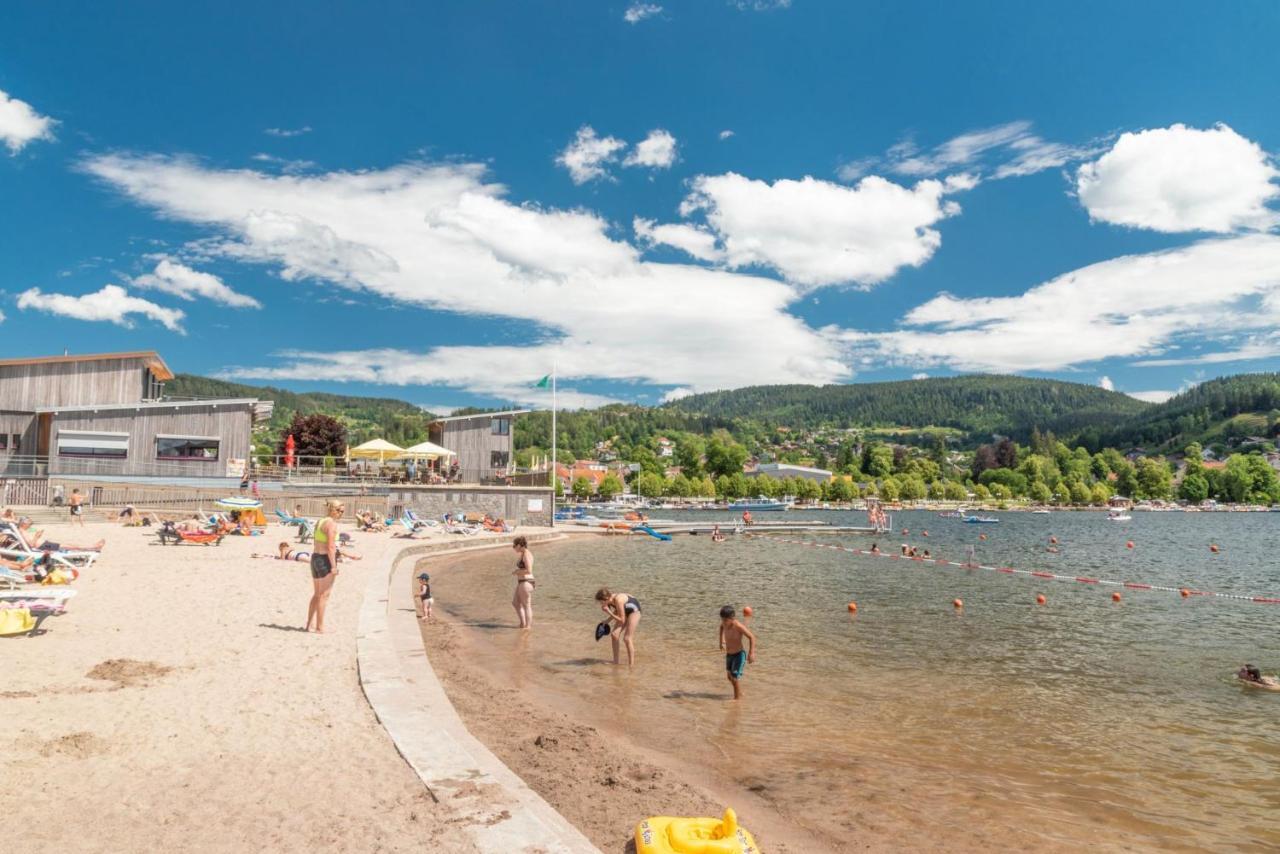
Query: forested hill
165 374 436 446
1086 373 1280 452
664 376 1150 442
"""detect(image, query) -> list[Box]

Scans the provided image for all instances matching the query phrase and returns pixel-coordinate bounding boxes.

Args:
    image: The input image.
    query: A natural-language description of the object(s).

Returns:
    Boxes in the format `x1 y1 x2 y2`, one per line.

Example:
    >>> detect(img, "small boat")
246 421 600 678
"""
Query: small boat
728 497 788 511
962 515 999 524
938 510 965 519
1031 509 1051 514
1106 508 1132 522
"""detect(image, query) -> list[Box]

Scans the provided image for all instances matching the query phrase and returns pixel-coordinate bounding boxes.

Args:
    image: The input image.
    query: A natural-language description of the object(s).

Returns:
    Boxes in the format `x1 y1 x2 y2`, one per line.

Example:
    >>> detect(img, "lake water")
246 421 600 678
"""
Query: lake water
431 510 1280 851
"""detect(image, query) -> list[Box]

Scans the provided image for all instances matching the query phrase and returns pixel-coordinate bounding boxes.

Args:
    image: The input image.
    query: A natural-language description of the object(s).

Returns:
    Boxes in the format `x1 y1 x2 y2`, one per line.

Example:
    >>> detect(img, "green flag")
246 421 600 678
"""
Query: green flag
533 374 550 389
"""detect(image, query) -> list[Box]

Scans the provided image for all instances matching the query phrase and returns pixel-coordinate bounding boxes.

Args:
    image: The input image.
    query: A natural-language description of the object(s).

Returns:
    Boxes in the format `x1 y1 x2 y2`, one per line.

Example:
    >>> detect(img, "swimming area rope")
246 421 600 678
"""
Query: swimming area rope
745 533 1280 605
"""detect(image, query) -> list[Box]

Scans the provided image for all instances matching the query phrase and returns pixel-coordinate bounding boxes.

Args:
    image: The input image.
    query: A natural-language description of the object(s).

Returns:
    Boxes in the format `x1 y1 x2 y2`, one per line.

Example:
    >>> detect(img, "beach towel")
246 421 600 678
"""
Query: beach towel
41 568 72 585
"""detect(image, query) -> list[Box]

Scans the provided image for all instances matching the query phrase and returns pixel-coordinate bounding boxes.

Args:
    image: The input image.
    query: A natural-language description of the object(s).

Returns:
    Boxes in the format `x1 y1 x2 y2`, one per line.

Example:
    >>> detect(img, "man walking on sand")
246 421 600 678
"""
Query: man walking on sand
68 488 85 526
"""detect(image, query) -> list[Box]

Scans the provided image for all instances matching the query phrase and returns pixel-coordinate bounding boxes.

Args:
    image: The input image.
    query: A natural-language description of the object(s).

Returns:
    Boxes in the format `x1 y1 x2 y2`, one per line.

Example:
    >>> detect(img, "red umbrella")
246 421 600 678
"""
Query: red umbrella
284 434 296 469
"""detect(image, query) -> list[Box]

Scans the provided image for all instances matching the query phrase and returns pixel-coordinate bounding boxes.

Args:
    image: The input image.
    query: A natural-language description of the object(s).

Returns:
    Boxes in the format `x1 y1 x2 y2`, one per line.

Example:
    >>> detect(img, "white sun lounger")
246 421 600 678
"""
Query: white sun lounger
0 522 100 569
0 586 77 602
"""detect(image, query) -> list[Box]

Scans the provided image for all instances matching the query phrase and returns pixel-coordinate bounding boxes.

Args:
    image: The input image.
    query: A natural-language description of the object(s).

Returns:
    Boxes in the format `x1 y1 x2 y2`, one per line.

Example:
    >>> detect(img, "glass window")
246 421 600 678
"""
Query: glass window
57 431 128 458
10 435 17 452
490 451 510 468
0 435 7 451
491 418 510 436
156 437 220 460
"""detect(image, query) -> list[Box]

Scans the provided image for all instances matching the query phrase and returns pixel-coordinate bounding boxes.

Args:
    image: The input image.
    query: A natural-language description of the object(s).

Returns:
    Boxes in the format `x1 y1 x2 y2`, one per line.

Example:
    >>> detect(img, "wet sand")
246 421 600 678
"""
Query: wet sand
423 544 1056 854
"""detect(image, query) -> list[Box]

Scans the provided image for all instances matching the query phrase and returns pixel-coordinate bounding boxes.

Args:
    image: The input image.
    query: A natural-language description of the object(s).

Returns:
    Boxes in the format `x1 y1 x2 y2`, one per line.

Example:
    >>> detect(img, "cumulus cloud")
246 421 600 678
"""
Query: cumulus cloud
731 0 791 9
132 259 261 308
1076 123 1280 233
83 153 851 403
17 284 185 332
624 3 662 23
624 129 677 169
265 126 312 137
0 88 55 153
633 217 723 262
662 387 695 402
678 172 960 288
840 235 1280 372
911 372 929 380
556 126 626 184
1098 375 1115 391
1128 390 1175 404
718 130 734 141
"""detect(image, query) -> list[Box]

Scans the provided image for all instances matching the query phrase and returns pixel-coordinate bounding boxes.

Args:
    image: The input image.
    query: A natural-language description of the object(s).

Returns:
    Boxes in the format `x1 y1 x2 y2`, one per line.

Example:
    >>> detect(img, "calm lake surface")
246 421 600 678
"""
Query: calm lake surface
434 510 1280 851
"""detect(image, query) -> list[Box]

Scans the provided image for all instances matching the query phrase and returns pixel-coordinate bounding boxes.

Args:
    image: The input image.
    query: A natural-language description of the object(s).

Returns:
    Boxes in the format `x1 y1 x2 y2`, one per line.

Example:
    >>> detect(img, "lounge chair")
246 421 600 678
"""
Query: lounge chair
157 521 225 546
404 510 440 528
0 523 99 569
393 517 427 539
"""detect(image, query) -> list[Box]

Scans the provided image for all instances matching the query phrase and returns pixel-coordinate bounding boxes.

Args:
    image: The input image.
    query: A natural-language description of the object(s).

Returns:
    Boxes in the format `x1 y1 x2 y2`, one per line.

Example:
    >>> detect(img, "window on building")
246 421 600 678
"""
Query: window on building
156 436 220 461
0 435 8 451
56 431 128 458
491 418 510 436
10 435 18 452
491 451 510 468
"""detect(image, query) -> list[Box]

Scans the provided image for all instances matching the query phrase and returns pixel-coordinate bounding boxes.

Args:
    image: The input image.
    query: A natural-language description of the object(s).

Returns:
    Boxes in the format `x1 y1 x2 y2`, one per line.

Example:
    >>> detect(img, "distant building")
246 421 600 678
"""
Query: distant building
745 462 832 483
0 350 271 480
656 436 674 458
428 410 528 483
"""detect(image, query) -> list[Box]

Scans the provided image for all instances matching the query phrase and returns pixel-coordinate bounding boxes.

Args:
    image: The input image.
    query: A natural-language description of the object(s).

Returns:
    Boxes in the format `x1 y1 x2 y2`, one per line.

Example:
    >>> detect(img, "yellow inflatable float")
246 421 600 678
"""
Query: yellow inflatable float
635 807 759 854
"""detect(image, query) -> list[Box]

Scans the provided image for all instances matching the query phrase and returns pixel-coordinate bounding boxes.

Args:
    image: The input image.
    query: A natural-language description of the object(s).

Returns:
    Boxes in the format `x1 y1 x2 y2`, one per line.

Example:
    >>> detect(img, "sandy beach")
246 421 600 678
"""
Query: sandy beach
0 519 514 853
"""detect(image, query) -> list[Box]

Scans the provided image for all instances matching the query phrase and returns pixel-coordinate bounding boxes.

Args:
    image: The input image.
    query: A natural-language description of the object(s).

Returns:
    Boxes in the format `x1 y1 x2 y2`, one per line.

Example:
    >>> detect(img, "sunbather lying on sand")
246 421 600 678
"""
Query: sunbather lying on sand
15 518 104 552
253 541 361 562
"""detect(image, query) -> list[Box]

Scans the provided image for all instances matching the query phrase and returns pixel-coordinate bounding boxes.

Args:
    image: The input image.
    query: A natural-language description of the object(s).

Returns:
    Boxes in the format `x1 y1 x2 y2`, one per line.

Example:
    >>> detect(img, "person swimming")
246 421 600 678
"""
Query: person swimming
1237 664 1280 690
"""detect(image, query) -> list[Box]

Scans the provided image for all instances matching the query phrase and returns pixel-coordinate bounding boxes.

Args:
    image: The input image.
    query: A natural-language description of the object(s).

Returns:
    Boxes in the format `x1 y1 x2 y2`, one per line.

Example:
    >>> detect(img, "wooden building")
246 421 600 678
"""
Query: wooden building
428 409 527 483
0 351 272 479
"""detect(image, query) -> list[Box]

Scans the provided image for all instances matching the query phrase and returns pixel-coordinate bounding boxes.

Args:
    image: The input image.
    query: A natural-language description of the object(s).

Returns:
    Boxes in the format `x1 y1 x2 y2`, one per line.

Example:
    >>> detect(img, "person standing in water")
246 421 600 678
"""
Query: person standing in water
596 587 641 667
718 605 757 701
306 499 344 633
512 536 534 629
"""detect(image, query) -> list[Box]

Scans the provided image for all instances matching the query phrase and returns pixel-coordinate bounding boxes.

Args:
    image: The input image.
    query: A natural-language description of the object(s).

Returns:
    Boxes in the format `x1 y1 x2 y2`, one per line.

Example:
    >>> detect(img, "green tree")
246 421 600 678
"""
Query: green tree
1029 482 1052 504
667 473 693 497
989 483 1013 500
1114 461 1139 497
899 476 927 501
571 476 593 499
1089 482 1111 505
704 434 749 479
863 443 894 478
675 435 705 477
635 471 665 498
1069 480 1091 505
972 483 991 500
1135 457 1173 499
829 478 854 502
1179 472 1209 503
714 475 733 498
754 474 780 498
943 481 968 501
598 473 623 500
879 478 900 501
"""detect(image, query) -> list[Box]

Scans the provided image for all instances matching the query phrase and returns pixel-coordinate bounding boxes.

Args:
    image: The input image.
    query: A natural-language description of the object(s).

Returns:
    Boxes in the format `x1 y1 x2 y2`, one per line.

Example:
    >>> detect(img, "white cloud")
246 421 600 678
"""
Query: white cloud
251 153 318 174
835 157 878 183
132 259 261 308
556 126 626 184
893 121 1032 176
83 154 851 403
0 88 55 154
911 372 929 380
1098 375 1115 391
265 126 311 138
1076 123 1280 233
730 0 791 9
679 172 960 288
662 387 695 402
17 284 185 332
1128 390 1175 404
840 235 1280 372
624 3 662 23
861 121 1092 184
633 217 723 262
718 130 734 141
624 129 677 169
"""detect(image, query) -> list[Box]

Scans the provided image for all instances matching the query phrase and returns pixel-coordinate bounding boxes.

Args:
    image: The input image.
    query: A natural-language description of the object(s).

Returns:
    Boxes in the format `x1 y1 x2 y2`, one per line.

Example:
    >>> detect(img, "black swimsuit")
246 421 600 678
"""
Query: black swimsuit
624 596 641 614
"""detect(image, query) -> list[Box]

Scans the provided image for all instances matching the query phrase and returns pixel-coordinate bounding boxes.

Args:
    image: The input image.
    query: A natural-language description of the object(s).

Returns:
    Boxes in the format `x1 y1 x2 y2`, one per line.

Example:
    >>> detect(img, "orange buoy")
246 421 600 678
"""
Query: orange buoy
1180 588 1190 598
1035 594 1046 605
1049 536 1058 544
979 533 988 541
1111 592 1122 602
1209 544 1220 553
901 528 909 535
922 530 929 537
743 605 754 617
952 598 963 609
846 602 858 612
1126 540 1135 549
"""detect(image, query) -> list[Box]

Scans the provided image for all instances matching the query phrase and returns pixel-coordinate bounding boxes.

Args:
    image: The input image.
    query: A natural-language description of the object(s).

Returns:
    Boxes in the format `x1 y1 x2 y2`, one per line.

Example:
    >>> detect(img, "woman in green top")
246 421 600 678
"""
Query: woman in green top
306 499 345 633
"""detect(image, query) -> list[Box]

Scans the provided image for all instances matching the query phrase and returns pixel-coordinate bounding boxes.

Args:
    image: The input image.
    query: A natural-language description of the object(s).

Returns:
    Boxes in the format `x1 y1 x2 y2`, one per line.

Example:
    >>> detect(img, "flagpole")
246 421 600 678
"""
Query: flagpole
550 362 557 525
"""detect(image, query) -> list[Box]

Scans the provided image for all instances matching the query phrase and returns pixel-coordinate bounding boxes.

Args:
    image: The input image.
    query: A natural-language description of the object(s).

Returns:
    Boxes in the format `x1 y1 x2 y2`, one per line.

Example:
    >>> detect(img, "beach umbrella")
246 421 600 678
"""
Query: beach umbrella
284 434 296 468
396 440 455 460
215 497 263 510
348 438 407 463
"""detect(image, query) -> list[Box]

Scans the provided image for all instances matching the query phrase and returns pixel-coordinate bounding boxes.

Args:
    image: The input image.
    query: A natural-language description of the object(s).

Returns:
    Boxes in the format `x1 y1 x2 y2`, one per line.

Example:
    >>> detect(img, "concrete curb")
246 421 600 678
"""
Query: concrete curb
357 534 601 854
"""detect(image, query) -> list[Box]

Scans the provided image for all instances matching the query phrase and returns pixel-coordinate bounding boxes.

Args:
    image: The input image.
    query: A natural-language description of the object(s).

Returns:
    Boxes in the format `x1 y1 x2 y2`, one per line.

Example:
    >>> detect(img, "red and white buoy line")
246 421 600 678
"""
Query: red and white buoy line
745 533 1280 605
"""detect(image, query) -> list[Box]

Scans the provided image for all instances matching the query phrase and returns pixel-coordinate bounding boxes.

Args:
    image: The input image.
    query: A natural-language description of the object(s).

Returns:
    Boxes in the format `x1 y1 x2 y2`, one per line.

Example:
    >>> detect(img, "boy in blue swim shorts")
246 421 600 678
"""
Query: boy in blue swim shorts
718 605 757 701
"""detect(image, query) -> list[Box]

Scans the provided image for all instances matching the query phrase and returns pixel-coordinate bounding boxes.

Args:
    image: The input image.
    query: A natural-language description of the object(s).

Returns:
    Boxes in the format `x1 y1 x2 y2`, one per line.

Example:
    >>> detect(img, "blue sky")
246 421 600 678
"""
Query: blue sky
3 1 1280 412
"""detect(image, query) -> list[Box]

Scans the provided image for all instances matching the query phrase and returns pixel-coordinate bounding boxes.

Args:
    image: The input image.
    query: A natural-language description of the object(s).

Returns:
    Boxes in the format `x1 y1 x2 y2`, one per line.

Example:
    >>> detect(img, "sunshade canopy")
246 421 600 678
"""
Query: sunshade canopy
397 440 456 460
215 497 262 509
348 439 406 461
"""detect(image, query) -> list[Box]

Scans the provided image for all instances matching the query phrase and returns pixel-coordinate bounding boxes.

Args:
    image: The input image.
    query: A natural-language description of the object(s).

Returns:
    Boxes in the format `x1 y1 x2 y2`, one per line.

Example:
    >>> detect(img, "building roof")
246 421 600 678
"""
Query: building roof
0 350 174 381
36 397 271 423
752 462 834 476
431 409 530 423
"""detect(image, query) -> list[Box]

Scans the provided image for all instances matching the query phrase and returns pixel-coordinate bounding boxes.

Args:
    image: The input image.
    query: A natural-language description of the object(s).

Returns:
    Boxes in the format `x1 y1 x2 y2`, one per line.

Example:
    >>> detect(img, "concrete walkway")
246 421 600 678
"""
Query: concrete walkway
357 534 601 854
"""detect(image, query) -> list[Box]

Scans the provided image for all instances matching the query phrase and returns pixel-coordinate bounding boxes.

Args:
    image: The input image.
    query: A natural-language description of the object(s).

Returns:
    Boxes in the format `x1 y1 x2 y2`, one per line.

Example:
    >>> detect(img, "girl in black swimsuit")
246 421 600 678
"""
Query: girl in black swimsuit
595 587 642 667
511 536 534 629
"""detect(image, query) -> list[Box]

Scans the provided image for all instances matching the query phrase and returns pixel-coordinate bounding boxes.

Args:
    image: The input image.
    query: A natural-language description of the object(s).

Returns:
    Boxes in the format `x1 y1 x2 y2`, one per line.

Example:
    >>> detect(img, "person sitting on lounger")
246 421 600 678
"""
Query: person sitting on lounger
357 510 385 531
15 518 104 552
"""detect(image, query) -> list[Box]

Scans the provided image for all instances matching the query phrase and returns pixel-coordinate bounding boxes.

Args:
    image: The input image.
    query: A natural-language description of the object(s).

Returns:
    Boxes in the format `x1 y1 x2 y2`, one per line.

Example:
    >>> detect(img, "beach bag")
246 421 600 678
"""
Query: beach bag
0 608 35 636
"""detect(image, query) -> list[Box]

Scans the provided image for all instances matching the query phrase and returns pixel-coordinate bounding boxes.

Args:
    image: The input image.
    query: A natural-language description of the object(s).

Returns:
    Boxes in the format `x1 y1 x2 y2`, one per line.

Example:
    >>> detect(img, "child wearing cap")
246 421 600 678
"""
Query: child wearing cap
417 572 433 622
